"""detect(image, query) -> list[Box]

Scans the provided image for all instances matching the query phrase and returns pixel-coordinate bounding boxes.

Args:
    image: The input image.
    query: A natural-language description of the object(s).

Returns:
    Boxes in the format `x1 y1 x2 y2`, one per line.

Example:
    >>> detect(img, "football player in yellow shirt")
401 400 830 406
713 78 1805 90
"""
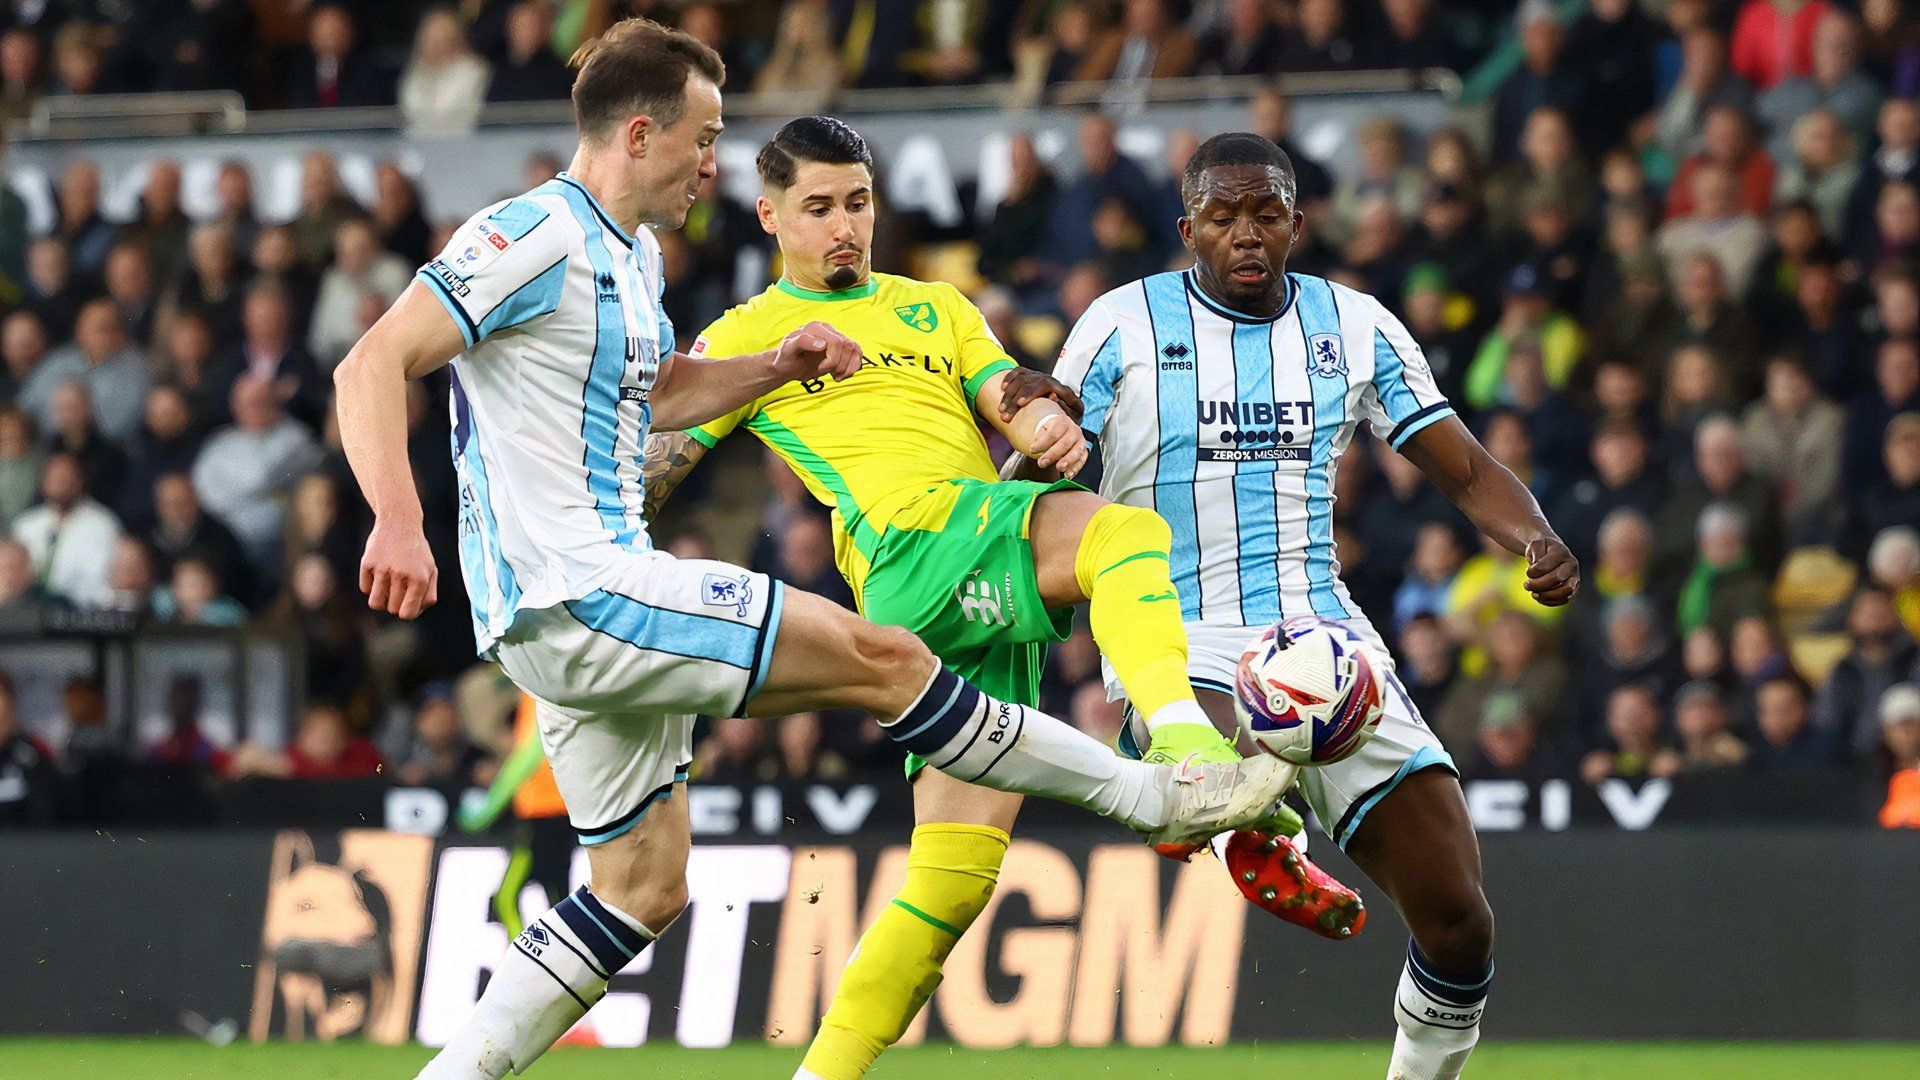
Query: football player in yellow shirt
642 117 1358 1080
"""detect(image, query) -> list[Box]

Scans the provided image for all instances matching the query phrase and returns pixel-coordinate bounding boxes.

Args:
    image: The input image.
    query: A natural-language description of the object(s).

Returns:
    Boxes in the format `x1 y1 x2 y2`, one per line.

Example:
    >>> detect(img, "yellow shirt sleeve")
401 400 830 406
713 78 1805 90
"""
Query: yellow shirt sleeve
686 312 760 448
940 284 1018 409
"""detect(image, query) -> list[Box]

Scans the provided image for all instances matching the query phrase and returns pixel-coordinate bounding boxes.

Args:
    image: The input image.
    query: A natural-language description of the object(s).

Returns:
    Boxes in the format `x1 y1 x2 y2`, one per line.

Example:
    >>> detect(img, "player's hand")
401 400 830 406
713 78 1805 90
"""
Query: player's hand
360 517 439 619
998 367 1085 424
774 321 863 383
1029 413 1088 479
1523 536 1579 607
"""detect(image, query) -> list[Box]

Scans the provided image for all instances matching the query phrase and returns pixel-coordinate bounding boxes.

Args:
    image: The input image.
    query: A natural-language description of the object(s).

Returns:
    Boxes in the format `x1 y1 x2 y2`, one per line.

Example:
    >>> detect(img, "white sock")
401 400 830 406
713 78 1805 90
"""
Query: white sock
1388 941 1490 1080
1144 698 1213 733
419 885 655 1079
883 666 1170 830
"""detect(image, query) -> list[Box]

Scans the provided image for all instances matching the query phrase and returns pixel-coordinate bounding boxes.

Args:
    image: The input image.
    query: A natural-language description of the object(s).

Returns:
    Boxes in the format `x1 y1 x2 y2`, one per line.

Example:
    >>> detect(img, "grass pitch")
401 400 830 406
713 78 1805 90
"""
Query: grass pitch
0 1038 1914 1079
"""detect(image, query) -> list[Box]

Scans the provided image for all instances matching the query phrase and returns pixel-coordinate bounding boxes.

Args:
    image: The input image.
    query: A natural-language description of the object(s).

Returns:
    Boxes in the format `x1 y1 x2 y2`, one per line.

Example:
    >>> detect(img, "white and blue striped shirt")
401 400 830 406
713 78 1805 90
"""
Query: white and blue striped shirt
1055 270 1453 647
415 174 673 653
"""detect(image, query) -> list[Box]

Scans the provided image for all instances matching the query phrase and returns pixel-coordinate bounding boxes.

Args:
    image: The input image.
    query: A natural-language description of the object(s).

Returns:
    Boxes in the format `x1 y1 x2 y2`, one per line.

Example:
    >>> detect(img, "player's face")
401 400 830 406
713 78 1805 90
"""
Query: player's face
1179 164 1301 317
640 75 723 228
763 161 876 292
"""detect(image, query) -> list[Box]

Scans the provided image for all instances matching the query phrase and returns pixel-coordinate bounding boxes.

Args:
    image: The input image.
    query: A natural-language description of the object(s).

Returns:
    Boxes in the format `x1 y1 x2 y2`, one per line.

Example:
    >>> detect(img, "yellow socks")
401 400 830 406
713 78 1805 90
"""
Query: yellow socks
800 824 1009 1080
1074 503 1204 728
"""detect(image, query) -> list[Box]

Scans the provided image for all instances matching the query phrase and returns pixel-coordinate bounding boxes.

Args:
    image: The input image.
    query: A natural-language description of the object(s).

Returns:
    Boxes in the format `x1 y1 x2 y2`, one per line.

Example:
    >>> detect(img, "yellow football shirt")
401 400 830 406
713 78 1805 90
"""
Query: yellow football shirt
687 273 1016 585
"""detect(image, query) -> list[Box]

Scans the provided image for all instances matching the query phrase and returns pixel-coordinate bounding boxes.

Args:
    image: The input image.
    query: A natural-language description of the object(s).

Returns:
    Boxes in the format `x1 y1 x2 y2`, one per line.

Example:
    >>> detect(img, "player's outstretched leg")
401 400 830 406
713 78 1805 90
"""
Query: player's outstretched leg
1341 769 1494 1080
420 784 692 1079
743 587 1295 849
797 772 1020 1080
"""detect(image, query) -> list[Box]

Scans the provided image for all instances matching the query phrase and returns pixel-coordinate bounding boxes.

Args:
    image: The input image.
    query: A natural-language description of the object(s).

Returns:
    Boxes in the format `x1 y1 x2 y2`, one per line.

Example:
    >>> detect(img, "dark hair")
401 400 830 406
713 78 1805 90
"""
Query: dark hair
756 115 873 190
1180 132 1295 212
569 18 726 142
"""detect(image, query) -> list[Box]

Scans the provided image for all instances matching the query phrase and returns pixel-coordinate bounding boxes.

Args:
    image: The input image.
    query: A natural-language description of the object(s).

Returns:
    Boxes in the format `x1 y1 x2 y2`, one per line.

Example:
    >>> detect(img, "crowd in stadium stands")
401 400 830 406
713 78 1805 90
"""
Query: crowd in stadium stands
1 0 1919 830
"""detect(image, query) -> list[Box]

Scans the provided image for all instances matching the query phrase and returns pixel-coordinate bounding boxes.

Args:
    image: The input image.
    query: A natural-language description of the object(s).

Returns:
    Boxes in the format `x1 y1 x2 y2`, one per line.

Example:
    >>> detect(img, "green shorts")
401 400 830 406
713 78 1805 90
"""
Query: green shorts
857 477 1082 779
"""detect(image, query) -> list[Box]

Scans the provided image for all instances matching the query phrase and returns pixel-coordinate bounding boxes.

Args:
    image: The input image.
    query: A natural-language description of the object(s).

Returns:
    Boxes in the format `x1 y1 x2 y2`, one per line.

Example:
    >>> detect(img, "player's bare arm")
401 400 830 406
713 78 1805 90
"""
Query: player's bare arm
649 320 862 430
1398 415 1580 607
639 430 708 521
334 281 467 620
974 368 1088 478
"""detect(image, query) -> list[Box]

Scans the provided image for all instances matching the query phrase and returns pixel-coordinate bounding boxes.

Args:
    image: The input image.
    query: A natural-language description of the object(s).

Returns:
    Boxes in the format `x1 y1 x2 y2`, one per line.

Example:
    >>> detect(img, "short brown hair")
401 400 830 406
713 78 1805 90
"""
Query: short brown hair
569 18 725 141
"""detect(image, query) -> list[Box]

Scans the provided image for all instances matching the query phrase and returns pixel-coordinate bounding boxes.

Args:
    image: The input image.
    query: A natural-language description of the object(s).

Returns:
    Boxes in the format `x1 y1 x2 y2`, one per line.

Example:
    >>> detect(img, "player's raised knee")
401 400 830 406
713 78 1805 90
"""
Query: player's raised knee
1415 890 1495 976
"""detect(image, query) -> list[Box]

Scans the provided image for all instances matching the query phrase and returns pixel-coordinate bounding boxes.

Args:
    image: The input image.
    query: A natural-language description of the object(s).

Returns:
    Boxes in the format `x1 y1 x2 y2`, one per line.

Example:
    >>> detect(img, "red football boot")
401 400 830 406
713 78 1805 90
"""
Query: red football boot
1224 828 1367 940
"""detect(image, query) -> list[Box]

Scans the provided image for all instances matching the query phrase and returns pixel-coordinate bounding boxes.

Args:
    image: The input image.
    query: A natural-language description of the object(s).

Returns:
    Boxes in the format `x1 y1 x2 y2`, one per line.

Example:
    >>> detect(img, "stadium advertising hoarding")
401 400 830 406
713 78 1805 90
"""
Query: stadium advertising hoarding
3 825 1918 1046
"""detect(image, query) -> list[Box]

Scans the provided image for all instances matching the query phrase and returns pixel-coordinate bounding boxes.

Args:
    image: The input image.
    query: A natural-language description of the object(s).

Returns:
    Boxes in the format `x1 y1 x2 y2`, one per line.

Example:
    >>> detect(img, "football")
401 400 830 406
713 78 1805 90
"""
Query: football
1235 616 1385 766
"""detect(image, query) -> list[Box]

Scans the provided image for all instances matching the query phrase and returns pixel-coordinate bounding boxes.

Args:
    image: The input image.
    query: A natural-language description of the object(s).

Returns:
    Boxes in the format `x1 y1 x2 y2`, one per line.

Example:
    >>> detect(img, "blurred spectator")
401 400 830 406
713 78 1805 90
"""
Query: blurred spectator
1670 106 1775 221
119 384 203 530
749 449 813 574
1580 594 1679 734
1740 353 1844 543
1729 613 1792 720
46 20 103 97
1359 436 1459 576
13 452 120 608
370 163 433 268
22 297 151 443
103 534 154 616
1860 0 1920 96
1245 90 1333 205
1813 586 1919 760
774 511 853 610
1567 0 1661 153
45 676 115 778
1853 179 1920 279
400 7 490 136
1462 264 1585 411
1671 680 1750 771
1044 113 1159 270
290 153 363 271
0 27 40 122
1279 0 1365 74
283 3 394 109
1848 413 1920 562
1779 255 1867 401
0 671 58 824
1879 683 1920 827
1393 522 1466 633
1683 624 1733 694
1657 26 1754 161
231 704 382 780
1394 264 1476 402
1487 108 1595 239
1493 8 1588 163
1 309 46 408
1460 691 1559 783
1196 0 1282 77
1841 341 1920 491
1079 0 1194 88
44 381 128 512
486 0 572 102
284 472 361 589
1674 502 1773 638
1566 507 1661 661
1554 425 1668 567
0 405 40 529
151 554 247 627
212 161 261 254
102 241 158 348
53 160 117 282
1581 683 1679 782
1730 0 1834 92
1844 98 1920 247
272 552 372 713
309 219 410 370
192 375 324 570
23 236 81 336
172 224 246 351
748 0 840 97
1868 266 1919 344
1398 613 1459 719
1757 12 1881 160
1437 608 1569 755
148 471 253 609
1865 526 1920 638
1658 170 1769 298
395 683 486 787
144 0 257 97
1669 256 1760 402
1330 119 1424 245
1376 0 1459 71
123 161 191 290
145 676 230 774
1751 674 1834 769
218 282 327 430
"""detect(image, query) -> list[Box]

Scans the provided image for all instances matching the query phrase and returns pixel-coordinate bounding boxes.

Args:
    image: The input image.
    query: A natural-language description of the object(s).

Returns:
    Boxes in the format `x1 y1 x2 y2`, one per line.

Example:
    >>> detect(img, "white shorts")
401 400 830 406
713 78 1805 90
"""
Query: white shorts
493 553 785 844
1115 619 1455 850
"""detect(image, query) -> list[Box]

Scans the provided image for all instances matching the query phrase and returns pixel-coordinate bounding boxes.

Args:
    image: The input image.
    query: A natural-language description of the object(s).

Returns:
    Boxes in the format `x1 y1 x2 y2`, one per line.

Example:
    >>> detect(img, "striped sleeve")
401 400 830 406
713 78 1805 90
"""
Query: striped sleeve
417 199 569 349
1361 298 1455 451
1052 298 1125 437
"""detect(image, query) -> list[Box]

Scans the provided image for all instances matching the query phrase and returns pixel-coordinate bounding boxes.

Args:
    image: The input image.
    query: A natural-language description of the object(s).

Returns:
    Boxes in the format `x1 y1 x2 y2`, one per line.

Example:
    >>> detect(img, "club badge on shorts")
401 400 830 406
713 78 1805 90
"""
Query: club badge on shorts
702 573 754 618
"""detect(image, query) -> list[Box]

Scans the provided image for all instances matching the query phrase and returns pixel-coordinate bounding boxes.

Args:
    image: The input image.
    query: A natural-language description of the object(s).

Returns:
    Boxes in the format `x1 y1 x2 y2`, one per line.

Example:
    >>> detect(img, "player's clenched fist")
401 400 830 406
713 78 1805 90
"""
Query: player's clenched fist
1523 536 1579 607
1030 413 1088 479
774 320 864 382
360 518 439 620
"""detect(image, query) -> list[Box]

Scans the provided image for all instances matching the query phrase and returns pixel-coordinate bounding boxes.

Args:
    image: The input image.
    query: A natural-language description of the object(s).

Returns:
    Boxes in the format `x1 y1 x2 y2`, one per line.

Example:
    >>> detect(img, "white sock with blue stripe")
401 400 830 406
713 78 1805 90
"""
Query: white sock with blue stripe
884 666 1171 831
419 885 656 1079
1388 940 1490 1080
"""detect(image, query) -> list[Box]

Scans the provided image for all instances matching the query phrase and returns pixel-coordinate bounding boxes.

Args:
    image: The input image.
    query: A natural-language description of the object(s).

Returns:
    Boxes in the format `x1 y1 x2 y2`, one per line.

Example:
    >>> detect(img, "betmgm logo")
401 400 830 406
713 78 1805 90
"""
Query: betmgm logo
1196 399 1313 463
957 570 1014 626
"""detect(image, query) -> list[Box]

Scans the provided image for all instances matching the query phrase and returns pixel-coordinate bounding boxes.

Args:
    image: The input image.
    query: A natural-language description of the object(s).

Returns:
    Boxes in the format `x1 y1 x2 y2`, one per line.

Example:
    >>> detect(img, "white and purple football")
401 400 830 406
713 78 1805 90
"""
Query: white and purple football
1235 616 1384 766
